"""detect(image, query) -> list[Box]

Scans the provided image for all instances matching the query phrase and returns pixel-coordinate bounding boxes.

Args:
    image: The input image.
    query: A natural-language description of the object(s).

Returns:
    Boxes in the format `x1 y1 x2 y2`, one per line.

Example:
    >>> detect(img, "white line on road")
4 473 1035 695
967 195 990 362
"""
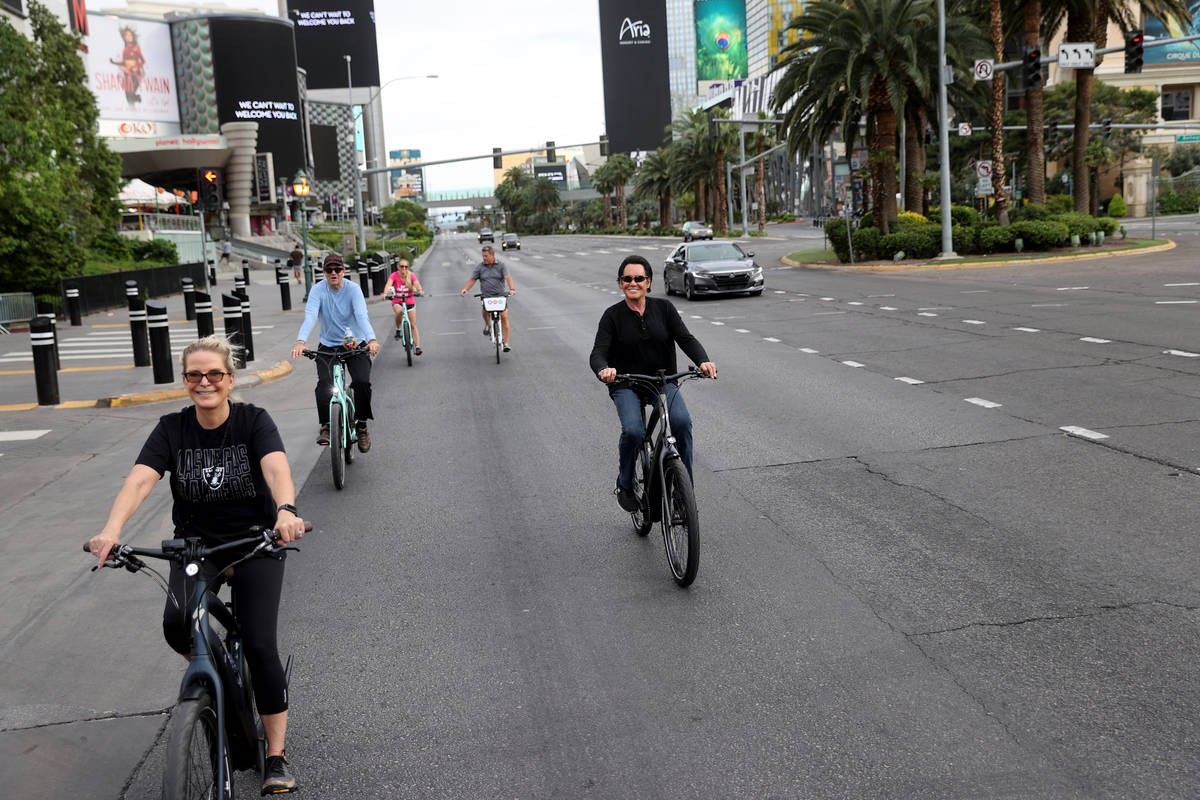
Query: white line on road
735 328 750 333
879 306 898 311
690 315 703 319
774 290 786 294
960 290 989 294
1031 303 1066 307
841 360 864 368
1080 337 1111 343
813 311 846 315
962 320 986 325
575 252 589 256
711 321 725 326
918 312 938 317
0 430 50 441
820 297 835 301
526 326 556 331
1056 286 1089 291
895 377 924 385
1164 349 1200 357
847 301 864 306
1155 300 1198 304
763 337 781 343
868 294 896 298
1164 282 1200 287
965 397 1002 408
1061 425 1109 440
435 331 466 336
1013 327 1040 332
799 347 819 354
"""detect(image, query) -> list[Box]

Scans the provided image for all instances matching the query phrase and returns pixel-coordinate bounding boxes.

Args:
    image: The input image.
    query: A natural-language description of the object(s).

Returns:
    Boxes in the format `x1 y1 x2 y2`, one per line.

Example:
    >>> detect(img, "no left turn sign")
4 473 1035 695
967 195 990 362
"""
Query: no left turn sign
976 160 993 178
958 122 972 136
974 59 994 81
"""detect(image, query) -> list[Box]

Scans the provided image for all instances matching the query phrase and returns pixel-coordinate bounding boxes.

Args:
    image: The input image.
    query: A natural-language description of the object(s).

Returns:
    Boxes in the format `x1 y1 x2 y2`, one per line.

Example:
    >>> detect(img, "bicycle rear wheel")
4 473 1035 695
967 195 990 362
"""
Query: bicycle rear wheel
631 445 652 536
330 401 346 489
402 318 413 366
493 316 501 363
661 458 699 587
163 689 229 800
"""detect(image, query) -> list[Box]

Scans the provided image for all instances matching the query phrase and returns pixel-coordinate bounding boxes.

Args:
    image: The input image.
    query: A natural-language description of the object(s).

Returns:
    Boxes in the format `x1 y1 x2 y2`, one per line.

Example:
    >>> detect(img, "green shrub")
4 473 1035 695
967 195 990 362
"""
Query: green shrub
825 217 850 261
92 231 132 261
1107 193 1128 217
1046 194 1073 213
1050 212 1101 238
928 204 981 226
952 223 977 255
1157 189 1200 214
130 239 178 263
1011 219 1069 249
1096 217 1119 236
1012 203 1051 221
405 221 429 238
852 226 882 260
880 228 936 259
976 225 1015 254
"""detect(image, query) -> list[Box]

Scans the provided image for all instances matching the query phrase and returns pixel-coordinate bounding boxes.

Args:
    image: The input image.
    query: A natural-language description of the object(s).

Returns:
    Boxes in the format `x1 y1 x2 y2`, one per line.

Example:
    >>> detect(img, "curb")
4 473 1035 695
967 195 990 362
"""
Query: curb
781 240 1176 271
99 360 294 408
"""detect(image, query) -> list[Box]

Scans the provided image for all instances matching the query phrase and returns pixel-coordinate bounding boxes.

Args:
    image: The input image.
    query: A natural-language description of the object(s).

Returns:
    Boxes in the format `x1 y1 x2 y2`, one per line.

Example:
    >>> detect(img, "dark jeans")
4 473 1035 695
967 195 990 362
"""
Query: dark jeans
163 547 289 715
612 384 693 490
315 344 373 426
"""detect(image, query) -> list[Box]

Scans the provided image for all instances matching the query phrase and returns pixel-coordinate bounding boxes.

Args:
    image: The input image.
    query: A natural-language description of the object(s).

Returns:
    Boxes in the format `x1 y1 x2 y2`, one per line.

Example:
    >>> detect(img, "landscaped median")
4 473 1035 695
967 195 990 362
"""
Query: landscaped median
783 238 1174 271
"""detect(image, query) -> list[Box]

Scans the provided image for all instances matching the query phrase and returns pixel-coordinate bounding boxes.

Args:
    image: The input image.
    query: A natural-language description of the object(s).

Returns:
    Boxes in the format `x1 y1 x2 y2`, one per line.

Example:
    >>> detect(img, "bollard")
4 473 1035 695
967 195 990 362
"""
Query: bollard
241 259 250 287
221 293 246 368
358 261 370 296
126 280 150 367
208 259 217 286
30 317 60 406
234 288 254 362
234 274 246 293
146 300 173 384
194 291 214 338
276 266 292 311
65 284 82 326
182 277 197 321
35 299 60 370
371 262 386 295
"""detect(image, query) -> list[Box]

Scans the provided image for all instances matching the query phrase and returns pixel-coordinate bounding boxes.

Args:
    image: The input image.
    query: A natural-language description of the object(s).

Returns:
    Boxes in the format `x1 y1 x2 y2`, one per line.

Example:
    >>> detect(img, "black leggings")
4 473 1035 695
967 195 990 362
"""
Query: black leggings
163 548 289 715
315 344 373 426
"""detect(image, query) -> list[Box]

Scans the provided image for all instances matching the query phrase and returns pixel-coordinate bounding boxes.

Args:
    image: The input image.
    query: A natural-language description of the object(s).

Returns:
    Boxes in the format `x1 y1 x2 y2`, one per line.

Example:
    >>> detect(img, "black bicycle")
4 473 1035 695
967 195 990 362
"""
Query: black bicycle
84 524 310 798
615 368 710 587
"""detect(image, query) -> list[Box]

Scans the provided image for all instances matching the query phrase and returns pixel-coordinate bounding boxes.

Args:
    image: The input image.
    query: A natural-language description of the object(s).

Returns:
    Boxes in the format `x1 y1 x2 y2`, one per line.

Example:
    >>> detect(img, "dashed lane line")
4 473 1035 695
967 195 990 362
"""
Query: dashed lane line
762 337 781 343
1061 425 1109 440
1164 282 1199 287
962 320 986 325
1155 300 1197 304
841 360 865 368
1164 349 1200 357
799 347 819 354
965 397 1002 408
895 377 924 385
1080 337 1111 344
1013 327 1040 332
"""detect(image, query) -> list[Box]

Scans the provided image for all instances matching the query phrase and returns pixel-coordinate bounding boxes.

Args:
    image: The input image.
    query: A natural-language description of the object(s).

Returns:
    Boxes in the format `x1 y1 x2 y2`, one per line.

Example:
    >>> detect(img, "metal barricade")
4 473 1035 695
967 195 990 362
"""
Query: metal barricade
0 292 36 334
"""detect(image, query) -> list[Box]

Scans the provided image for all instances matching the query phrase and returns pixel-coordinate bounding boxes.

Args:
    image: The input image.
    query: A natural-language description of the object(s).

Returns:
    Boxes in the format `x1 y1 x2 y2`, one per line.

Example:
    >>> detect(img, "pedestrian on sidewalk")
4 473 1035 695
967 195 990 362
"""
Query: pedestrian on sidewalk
220 238 233 269
290 244 303 283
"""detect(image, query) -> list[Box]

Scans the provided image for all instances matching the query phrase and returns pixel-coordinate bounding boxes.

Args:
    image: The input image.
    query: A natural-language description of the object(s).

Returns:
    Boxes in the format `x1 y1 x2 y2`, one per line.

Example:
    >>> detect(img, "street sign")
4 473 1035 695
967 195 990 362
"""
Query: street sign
1177 133 1200 143
973 59 994 81
976 176 994 196
1058 42 1096 69
958 122 973 136
976 160 993 178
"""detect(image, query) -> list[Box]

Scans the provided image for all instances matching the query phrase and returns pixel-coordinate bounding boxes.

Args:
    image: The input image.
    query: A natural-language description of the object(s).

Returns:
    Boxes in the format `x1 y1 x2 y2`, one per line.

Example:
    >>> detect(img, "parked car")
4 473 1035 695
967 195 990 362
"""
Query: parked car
478 228 494 243
681 220 713 242
663 241 764 300
501 232 521 251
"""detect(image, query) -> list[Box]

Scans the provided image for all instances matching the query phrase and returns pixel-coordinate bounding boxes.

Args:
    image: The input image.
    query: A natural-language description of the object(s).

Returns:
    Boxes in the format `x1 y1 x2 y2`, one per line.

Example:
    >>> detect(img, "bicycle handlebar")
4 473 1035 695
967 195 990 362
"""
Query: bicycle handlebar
301 347 370 362
83 522 313 571
613 367 713 387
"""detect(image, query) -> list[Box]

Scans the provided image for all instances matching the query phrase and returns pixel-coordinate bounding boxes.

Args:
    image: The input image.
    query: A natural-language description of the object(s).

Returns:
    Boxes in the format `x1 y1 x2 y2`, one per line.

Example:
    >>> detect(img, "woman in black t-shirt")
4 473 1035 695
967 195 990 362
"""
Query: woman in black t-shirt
88 336 306 794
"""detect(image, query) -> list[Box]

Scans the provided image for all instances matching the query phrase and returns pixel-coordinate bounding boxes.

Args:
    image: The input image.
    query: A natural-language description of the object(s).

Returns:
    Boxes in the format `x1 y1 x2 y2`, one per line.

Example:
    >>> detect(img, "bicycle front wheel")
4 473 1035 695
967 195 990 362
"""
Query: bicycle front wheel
330 401 346 490
402 319 413 366
631 445 652 537
661 458 699 587
493 316 501 363
163 690 229 800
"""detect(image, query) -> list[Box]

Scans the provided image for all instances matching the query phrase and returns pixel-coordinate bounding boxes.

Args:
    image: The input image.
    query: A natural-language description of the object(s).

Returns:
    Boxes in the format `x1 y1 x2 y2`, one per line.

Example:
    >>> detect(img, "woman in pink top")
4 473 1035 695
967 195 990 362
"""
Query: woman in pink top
384 258 425 354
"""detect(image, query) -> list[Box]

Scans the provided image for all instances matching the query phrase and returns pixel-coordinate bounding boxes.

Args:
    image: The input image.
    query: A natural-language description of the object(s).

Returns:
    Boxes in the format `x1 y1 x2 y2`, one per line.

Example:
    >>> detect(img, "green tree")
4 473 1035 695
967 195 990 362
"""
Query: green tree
591 161 616 228
381 198 426 230
633 147 674 228
605 153 637 228
0 2 123 293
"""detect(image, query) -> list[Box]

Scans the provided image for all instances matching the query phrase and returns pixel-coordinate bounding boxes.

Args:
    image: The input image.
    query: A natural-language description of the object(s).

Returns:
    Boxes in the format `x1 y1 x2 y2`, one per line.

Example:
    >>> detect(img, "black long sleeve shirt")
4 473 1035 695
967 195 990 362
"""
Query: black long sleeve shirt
589 297 710 389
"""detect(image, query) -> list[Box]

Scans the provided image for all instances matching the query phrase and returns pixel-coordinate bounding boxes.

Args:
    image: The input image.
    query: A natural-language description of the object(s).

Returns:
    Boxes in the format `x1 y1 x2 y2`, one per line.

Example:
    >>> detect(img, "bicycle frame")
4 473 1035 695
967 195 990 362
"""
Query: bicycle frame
640 385 681 520
328 358 358 450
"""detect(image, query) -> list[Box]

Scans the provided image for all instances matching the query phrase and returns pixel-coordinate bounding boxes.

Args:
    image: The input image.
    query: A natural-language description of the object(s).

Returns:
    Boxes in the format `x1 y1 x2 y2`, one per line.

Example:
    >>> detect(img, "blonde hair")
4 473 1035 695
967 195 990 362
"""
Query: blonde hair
180 335 240 375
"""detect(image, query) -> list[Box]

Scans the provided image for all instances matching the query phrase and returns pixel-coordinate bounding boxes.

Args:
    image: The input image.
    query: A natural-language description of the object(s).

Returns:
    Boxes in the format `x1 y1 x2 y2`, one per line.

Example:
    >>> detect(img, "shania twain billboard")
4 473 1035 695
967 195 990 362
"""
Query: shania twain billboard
86 13 182 136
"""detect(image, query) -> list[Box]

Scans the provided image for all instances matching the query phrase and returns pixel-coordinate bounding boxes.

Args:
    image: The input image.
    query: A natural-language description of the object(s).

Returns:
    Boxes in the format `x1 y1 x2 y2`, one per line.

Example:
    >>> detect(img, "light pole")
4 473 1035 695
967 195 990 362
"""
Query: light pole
293 169 312 300
936 0 957 258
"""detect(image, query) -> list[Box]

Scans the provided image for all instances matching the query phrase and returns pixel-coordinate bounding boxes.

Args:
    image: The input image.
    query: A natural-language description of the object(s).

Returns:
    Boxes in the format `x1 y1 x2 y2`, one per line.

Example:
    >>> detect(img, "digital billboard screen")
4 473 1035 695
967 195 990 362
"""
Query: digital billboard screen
208 17 305 181
311 124 340 180
534 164 568 184
695 0 748 81
86 14 180 130
1145 4 1200 65
286 0 380 90
598 0 671 154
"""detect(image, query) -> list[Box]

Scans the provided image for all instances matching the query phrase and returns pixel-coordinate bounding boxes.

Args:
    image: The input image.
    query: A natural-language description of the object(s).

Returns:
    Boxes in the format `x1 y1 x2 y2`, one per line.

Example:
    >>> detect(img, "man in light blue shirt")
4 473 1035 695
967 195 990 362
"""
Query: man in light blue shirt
291 254 380 451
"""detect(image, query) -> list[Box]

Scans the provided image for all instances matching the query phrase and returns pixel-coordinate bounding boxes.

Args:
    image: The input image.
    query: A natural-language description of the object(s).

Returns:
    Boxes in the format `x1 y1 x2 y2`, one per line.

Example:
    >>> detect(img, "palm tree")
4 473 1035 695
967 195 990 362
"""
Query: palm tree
633 147 673 227
751 112 778 232
606 153 638 229
504 165 528 190
669 108 732 231
494 179 519 230
988 0 1010 224
591 161 616 229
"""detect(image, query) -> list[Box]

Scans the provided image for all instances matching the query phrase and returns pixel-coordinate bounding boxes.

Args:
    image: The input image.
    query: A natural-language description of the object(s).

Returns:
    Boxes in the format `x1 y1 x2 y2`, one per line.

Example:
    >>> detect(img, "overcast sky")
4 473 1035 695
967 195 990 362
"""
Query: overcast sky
100 0 607 192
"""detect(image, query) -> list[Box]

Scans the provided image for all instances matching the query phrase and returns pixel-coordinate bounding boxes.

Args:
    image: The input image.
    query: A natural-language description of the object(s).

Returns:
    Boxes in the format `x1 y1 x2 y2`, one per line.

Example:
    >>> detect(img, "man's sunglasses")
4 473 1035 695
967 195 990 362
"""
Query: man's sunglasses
620 275 648 284
323 266 345 274
183 370 231 384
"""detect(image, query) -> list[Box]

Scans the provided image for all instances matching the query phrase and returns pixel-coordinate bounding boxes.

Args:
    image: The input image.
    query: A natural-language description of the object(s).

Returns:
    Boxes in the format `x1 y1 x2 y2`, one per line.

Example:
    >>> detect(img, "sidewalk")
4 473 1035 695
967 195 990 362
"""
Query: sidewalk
0 262 398 412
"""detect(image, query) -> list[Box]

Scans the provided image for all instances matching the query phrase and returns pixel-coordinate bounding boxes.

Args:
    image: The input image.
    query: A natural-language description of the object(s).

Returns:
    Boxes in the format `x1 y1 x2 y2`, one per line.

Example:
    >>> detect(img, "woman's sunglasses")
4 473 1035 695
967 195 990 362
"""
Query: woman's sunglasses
620 275 648 284
183 370 231 384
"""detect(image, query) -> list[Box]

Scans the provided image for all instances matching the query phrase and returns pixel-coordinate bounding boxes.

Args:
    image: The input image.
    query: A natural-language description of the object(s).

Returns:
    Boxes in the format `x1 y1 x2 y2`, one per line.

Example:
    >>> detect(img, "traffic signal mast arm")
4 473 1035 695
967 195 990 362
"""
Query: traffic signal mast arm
359 139 607 177
991 31 1200 72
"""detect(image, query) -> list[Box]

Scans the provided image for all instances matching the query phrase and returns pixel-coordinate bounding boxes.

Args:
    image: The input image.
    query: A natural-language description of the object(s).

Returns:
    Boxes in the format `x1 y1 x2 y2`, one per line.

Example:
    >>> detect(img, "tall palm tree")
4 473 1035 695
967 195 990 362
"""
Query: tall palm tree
606 153 638 228
751 112 777 231
988 0 1010 224
527 176 560 215
504 165 528 190
669 108 730 231
1019 0 1048 206
591 161 616 229
634 147 673 227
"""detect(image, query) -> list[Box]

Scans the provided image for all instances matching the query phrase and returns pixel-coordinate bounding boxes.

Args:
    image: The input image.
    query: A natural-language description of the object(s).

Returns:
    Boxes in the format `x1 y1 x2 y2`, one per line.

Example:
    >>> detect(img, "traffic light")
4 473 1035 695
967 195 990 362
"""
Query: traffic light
198 167 222 213
1125 29 1144 73
1023 45 1042 89
707 109 719 140
599 134 608 157
546 140 555 162
1048 119 1058 142
492 147 502 169
1102 117 1113 140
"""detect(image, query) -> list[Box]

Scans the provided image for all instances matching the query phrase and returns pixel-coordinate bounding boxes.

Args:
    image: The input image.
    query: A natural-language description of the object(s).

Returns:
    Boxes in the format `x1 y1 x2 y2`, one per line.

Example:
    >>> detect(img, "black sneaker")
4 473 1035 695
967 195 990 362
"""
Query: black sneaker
503 343 511 353
356 424 371 453
316 425 329 446
394 329 402 340
414 346 422 356
262 753 297 794
614 482 639 512
483 326 491 337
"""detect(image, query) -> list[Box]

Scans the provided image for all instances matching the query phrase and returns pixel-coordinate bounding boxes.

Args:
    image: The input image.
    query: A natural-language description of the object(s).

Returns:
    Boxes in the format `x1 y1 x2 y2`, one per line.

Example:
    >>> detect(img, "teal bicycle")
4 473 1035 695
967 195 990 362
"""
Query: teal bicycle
302 346 368 490
388 290 423 367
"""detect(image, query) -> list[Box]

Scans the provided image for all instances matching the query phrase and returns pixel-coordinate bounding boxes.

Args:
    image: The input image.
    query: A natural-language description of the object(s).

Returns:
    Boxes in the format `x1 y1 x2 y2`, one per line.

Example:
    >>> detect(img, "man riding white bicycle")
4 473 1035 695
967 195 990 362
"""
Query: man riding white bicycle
589 255 716 512
459 244 515 352
291 254 380 451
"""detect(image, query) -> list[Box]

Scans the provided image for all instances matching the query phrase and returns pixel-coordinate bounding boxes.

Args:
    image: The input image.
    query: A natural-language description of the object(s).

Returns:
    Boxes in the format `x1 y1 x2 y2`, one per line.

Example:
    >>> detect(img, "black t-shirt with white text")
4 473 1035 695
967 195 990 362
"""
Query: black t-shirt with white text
136 402 286 541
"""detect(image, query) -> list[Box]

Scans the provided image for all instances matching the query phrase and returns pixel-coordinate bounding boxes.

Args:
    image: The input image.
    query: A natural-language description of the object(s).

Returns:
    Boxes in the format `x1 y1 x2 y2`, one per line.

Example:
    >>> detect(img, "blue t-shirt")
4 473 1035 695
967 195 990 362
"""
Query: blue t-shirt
297 279 376 347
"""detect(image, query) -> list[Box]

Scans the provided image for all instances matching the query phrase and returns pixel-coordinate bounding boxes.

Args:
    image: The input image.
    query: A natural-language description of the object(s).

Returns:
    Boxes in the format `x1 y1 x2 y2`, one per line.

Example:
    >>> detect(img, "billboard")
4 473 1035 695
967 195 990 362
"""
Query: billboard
389 149 423 198
286 0 380 90
86 14 180 133
695 0 748 82
208 17 305 181
598 0 671 154
534 164 568 184
1145 3 1200 65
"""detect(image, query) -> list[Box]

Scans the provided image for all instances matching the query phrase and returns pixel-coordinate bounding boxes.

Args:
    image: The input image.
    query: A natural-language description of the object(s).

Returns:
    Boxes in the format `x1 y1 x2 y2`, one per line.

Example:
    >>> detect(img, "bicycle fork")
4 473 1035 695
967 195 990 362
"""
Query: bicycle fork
179 584 232 796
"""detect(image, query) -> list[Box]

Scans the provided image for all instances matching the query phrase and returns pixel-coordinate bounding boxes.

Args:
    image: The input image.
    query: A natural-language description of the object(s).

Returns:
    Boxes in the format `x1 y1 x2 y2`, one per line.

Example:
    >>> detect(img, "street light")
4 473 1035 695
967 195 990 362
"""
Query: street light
292 169 312 300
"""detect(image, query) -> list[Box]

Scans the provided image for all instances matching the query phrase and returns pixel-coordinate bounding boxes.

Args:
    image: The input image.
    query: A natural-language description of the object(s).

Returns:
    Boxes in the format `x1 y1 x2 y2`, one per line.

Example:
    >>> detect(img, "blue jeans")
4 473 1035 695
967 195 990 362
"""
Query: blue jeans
612 385 693 490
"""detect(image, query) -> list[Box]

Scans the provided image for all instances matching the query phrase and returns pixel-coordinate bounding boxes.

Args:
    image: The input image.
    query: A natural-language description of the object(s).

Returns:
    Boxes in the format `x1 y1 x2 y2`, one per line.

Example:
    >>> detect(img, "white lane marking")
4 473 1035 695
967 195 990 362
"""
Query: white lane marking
820 296 835 301
554 253 565 258
960 290 989 294
918 312 938 317
1061 425 1109 440
441 261 451 266
1164 349 1200 357
526 326 556 331
1164 282 1200 287
1155 300 1198 305
1080 337 1111 344
763 337 781 343
814 311 846 316
711 321 725 326
787 298 806 302
879 306 898 311
690 315 703 319
774 290 786 294
962 320 986 325
532 255 544 260
1056 286 1089 291
841 360 864 368
0 430 51 441
799 347 819 354
594 249 612 254
868 294 896 298
436 331 466 336
918 307 954 310
1031 303 1066 307
735 328 750 333
1013 327 1040 333
965 397 1002 408
847 301 864 306
895 377 924 385
575 252 589 256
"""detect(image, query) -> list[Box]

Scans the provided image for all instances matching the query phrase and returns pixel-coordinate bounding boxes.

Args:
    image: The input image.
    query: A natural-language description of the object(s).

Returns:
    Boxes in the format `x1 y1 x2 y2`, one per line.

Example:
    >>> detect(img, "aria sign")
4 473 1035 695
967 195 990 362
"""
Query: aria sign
619 17 652 44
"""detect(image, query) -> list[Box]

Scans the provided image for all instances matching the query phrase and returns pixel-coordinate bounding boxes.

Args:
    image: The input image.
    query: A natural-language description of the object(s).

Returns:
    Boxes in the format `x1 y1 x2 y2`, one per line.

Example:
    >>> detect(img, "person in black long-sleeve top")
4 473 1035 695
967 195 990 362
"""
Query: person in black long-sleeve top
589 255 717 511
